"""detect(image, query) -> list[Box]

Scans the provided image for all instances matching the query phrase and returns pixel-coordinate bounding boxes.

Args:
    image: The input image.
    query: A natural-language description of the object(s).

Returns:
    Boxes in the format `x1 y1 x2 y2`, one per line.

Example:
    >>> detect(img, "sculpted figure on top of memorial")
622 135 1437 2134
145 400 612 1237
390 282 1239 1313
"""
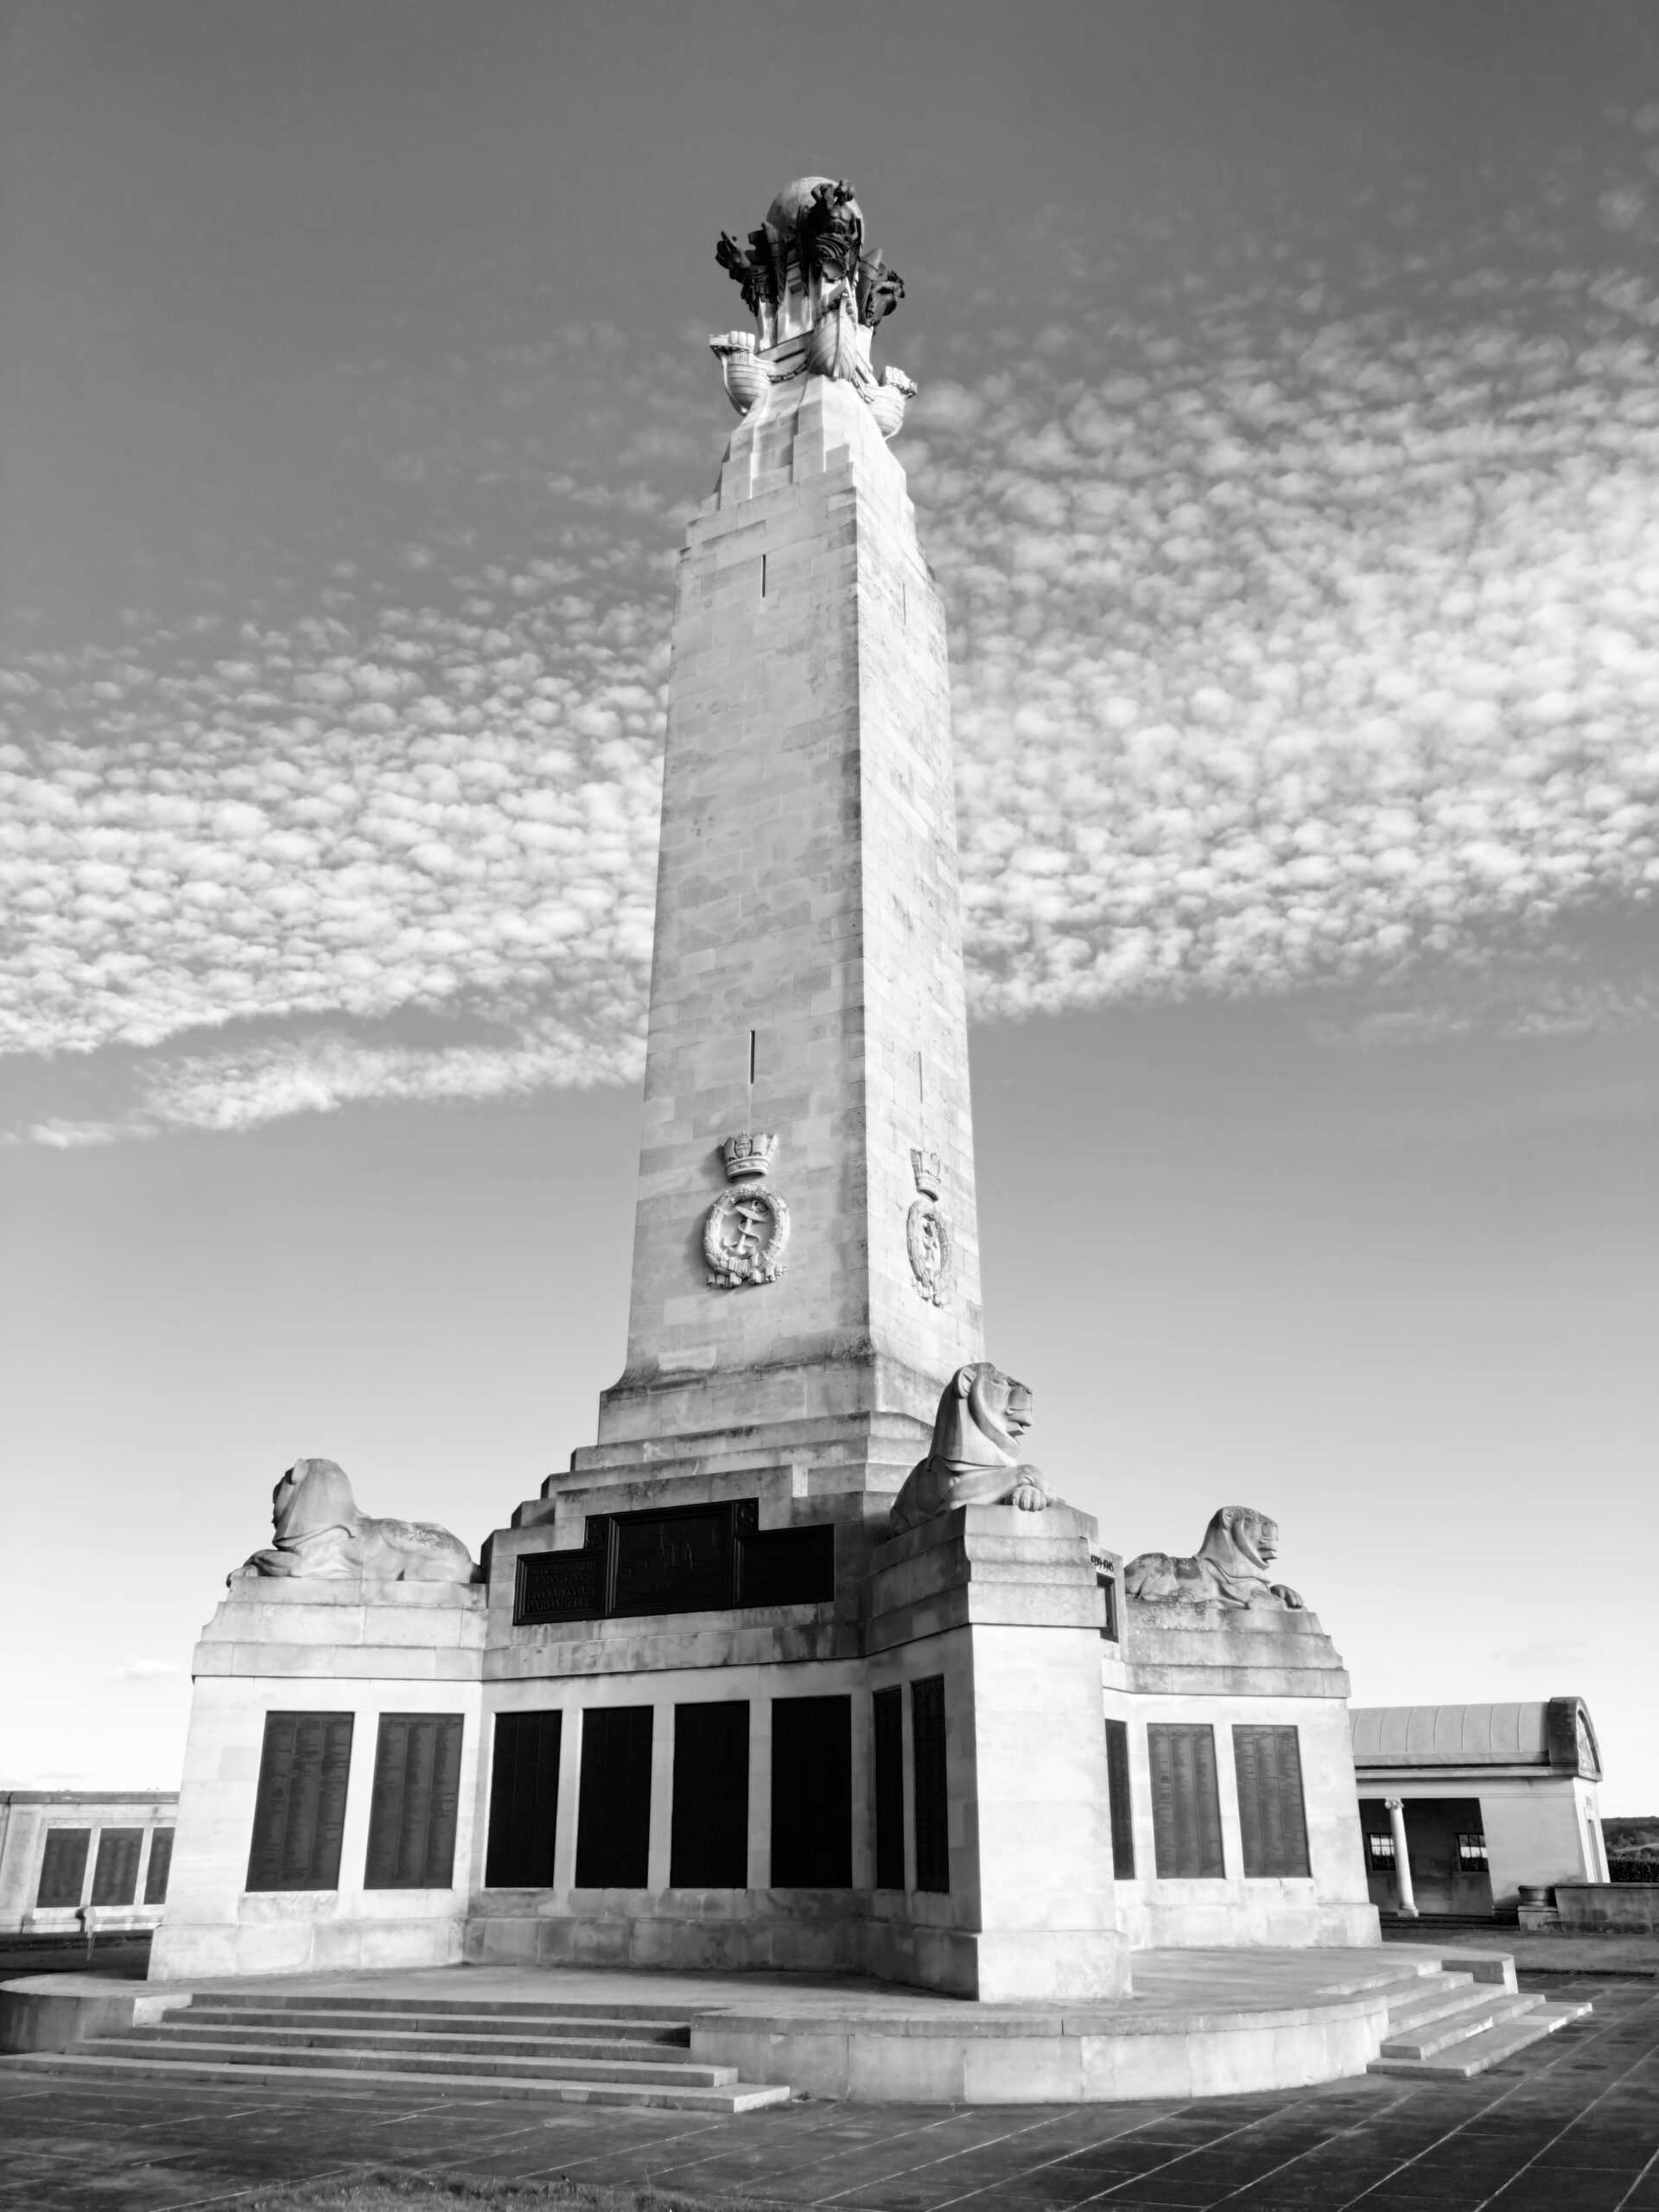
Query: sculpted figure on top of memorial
889 1363 1058 1534
1124 1507 1305 1612
237 1457 478 1585
710 174 915 439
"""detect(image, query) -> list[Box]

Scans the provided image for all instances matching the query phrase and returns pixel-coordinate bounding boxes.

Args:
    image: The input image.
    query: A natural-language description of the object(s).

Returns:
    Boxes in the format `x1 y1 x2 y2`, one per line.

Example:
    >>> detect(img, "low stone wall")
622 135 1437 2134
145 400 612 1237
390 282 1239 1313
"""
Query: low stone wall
691 1993 1391 2102
1555 1884 1659 1935
0 1975 189 2055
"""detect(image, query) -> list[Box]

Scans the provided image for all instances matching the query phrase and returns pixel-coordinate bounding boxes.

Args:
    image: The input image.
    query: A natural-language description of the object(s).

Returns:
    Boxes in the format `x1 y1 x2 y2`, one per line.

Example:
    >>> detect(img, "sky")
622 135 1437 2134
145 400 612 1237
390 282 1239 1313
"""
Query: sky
1 0 1656 1812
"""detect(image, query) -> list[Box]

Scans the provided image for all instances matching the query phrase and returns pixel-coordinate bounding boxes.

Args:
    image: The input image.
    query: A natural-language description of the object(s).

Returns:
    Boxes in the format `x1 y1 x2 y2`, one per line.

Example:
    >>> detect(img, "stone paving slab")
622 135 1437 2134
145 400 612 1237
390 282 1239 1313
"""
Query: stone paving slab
0 1973 1652 2211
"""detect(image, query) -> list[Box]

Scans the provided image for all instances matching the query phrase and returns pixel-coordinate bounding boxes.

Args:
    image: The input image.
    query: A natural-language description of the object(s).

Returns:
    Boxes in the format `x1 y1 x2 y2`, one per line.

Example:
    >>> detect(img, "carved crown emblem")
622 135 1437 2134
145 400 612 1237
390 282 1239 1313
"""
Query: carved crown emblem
721 1131 779 1182
910 1147 942 1200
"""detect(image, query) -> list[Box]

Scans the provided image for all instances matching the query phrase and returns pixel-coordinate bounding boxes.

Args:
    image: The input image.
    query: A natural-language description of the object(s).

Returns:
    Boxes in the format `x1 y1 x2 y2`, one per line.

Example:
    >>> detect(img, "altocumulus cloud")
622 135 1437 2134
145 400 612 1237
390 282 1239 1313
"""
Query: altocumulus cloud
4 126 1658 1137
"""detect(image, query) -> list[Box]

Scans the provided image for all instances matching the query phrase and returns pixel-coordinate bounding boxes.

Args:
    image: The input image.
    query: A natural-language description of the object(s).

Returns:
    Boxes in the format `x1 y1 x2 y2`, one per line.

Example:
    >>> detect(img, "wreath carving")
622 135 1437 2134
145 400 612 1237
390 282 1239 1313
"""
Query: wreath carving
704 1185 791 1289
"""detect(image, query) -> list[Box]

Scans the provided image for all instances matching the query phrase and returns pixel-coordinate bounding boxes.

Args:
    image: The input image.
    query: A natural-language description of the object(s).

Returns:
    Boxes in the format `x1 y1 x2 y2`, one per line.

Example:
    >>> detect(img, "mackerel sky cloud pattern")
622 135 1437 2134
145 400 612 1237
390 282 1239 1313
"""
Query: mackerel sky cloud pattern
3 117 1657 1137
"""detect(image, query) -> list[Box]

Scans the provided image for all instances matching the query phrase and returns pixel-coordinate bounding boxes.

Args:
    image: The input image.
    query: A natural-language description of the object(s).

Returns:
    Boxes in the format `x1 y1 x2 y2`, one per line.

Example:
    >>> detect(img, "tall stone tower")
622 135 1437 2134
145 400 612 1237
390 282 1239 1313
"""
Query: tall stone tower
574 176 982 1507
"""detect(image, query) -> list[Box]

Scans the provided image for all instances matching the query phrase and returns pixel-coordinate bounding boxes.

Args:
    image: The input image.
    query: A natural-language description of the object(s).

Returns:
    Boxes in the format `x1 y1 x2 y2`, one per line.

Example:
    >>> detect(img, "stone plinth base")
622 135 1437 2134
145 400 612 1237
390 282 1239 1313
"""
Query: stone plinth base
1109 1599 1379 1955
149 1579 486 1984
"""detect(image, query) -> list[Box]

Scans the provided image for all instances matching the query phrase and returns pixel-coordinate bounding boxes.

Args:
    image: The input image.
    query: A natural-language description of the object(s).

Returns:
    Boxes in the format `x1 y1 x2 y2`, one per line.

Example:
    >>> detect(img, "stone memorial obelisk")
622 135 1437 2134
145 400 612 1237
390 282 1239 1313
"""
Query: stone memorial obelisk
583 179 981 1488
153 178 1373 2027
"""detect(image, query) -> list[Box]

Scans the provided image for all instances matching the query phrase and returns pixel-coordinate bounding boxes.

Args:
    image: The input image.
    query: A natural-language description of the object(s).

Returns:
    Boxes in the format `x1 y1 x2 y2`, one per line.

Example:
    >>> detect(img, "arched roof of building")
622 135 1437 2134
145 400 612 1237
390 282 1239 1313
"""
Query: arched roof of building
1350 1698 1600 1778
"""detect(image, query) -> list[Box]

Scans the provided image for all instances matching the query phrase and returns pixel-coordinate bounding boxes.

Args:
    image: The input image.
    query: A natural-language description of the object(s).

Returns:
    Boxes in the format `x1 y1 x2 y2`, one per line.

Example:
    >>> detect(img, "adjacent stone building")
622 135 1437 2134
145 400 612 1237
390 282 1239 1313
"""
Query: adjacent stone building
1352 1698 1609 1918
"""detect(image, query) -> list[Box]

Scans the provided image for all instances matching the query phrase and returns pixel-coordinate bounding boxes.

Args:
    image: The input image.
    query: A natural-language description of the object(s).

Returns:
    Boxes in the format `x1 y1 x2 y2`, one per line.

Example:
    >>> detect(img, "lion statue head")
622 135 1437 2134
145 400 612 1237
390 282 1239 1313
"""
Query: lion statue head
888 1363 1055 1534
930 1362 1034 1472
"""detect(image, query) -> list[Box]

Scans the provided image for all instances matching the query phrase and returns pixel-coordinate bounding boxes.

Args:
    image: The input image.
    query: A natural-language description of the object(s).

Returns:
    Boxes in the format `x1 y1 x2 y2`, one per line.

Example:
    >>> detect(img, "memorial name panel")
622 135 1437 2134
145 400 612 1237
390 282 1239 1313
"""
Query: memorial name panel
514 1500 834 1625
669 1700 750 1888
246 1711 354 1892
912 1675 950 1893
1147 1722 1226 1879
364 1713 465 1890
91 1827 143 1907
485 1709 563 1888
143 1827 175 1905
1232 1724 1311 1879
1104 1716 1136 1879
872 1685 905 1891
574 1706 653 1888
35 1828 90 1909
771 1694 852 1888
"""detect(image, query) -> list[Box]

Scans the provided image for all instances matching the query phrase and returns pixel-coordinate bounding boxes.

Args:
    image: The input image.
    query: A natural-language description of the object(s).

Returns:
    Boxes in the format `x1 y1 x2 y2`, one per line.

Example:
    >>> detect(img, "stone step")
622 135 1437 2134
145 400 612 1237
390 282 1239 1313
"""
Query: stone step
1370 2000 1592 2079
175 2008 689 2047
1377 1974 1481 2034
5 2050 791 2112
70 2035 739 2088
210 1993 693 2022
130 2022 694 2063
1380 1991 1541 2061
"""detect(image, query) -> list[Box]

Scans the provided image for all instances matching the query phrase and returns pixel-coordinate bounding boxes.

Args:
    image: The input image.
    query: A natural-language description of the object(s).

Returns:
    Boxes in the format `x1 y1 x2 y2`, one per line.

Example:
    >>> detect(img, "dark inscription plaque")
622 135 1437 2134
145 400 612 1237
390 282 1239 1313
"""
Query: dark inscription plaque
516 1548 605 1624
669 1700 750 1888
1147 1722 1225 1880
1233 1724 1310 1878
738 1522 835 1608
92 1827 143 1906
486 1709 563 1887
246 1711 354 1892
612 1503 733 1616
143 1827 175 1904
365 1713 464 1890
36 1828 90 1909
1104 1716 1135 1878
513 1501 836 1626
912 1675 950 1893
771 1694 852 1887
872 1686 905 1891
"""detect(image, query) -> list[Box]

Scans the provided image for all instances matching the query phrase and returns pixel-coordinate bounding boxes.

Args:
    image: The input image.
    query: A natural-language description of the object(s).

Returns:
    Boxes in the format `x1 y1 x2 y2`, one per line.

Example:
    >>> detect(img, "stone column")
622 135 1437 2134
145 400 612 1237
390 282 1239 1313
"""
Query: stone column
582 256 984 1493
1385 1796 1417 1917
866 1503 1130 2000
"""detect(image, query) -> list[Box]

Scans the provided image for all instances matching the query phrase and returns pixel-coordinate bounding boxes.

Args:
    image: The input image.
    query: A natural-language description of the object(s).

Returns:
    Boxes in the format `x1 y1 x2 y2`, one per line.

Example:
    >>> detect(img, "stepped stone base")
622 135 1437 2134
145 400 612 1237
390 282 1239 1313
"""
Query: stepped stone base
3 1944 1591 2103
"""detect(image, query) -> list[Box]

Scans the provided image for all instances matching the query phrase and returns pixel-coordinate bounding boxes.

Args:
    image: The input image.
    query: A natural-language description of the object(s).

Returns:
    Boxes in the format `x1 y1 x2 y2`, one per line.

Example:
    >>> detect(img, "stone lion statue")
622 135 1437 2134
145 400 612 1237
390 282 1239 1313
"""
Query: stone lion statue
889 1363 1058 1535
238 1458 478 1585
1124 1506 1303 1611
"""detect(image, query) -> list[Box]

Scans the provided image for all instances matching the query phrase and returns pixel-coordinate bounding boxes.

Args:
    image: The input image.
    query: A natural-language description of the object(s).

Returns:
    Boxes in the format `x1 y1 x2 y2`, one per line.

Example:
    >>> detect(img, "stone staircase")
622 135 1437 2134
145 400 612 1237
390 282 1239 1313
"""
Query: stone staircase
8 1990 791 2111
1369 1965 1592 2078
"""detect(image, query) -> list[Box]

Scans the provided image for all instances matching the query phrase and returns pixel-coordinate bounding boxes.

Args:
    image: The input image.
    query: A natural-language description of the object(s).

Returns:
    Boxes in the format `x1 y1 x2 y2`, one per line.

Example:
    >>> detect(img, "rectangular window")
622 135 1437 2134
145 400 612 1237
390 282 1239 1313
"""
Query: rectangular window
1232 1726 1312 1879
669 1701 750 1888
363 1713 464 1890
1147 1723 1225 1879
1457 1831 1489 1871
143 1827 175 1905
91 1827 143 1906
872 1686 905 1891
770 1694 852 1887
574 1706 654 1887
1364 1829 1396 1869
911 1675 950 1893
246 1711 354 1892
36 1828 90 1909
1098 1563 1119 1642
1104 1718 1135 1879
485 1709 563 1888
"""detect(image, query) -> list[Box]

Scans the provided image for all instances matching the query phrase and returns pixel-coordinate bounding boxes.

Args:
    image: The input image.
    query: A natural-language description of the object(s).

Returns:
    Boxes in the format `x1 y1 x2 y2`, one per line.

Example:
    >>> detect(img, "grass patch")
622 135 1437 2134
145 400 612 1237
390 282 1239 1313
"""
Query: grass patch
240 2175 790 2212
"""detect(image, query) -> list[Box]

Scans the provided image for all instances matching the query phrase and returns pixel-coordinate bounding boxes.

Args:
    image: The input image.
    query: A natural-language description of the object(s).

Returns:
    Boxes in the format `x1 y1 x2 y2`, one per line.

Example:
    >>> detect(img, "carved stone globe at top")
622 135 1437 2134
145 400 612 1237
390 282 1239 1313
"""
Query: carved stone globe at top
764 175 865 249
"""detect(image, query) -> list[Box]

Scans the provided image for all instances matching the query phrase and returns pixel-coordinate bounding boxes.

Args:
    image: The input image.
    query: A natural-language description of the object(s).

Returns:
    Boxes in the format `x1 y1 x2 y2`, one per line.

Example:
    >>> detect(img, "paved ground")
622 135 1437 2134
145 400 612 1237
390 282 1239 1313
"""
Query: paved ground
0 1972 1654 2212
